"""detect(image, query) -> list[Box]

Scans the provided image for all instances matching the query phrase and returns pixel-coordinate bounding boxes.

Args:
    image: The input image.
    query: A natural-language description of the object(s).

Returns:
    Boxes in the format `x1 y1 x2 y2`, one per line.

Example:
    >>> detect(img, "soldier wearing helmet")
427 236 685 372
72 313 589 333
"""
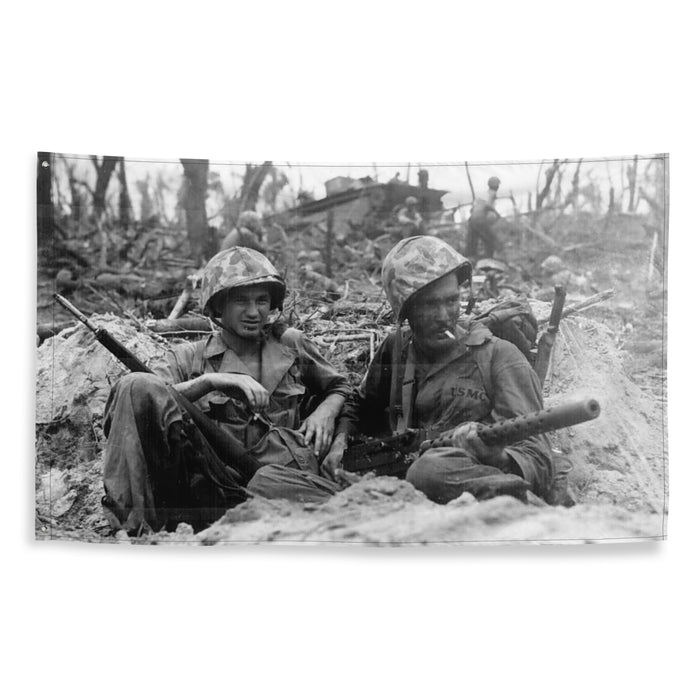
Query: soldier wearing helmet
394 195 424 240
248 236 554 505
101 247 350 535
466 176 502 260
220 210 266 254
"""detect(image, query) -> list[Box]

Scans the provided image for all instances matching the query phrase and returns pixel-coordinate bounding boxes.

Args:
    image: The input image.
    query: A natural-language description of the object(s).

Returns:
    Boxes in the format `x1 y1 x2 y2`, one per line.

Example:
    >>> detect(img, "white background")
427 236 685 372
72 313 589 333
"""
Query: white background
3 2 697 698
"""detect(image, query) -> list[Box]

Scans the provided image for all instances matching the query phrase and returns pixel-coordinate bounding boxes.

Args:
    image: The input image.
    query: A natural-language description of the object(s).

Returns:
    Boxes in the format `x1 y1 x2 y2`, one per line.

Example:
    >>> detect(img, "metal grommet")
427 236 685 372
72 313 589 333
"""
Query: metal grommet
41 161 49 168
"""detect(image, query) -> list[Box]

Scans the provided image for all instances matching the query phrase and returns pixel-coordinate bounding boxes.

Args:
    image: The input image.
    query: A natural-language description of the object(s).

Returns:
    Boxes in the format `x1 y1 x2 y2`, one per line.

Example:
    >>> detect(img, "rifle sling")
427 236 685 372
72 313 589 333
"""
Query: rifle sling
388 325 403 432
397 342 416 433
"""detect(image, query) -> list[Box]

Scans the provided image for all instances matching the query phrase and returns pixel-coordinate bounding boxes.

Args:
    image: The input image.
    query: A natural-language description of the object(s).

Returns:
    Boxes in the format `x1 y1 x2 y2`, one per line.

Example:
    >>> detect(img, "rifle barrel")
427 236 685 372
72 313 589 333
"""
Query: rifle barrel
53 293 152 374
53 293 95 331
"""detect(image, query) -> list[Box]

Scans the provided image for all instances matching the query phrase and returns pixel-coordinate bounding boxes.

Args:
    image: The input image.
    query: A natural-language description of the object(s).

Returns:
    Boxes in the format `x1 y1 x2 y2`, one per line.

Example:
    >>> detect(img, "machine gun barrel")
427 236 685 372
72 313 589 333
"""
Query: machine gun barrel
421 397 600 452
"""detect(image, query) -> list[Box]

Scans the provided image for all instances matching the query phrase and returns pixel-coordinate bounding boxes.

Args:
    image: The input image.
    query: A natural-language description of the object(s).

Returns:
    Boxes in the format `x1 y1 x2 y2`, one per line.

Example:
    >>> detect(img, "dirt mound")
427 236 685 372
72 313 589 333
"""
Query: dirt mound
36 314 169 424
138 478 662 545
35 316 171 535
544 314 666 514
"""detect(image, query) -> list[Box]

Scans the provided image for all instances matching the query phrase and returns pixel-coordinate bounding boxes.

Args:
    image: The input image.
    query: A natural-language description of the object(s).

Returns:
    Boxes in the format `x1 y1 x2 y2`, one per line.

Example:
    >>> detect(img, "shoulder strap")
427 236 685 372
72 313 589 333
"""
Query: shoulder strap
397 342 416 433
279 327 303 349
472 338 495 404
193 338 208 376
388 327 404 433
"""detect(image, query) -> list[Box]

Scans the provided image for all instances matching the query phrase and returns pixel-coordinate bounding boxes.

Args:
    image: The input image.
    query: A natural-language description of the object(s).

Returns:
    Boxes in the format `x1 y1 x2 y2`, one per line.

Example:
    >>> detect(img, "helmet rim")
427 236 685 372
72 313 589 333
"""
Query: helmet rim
200 247 286 316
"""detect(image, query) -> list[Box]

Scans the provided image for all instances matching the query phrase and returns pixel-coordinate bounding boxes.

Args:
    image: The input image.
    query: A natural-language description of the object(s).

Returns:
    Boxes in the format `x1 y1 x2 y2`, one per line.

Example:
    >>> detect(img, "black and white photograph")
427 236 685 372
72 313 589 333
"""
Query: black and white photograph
35 154 668 544
7 4 697 698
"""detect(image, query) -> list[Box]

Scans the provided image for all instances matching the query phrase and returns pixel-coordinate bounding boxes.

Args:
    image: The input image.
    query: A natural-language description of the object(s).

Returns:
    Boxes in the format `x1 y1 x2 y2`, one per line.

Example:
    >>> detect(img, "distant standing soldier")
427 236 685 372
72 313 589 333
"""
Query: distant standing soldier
395 196 424 240
220 210 267 254
466 176 502 260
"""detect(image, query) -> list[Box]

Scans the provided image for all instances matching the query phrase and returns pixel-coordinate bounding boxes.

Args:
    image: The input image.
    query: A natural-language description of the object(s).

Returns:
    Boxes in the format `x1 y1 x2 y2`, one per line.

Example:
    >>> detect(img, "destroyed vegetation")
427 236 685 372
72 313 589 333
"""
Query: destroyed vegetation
35 154 668 543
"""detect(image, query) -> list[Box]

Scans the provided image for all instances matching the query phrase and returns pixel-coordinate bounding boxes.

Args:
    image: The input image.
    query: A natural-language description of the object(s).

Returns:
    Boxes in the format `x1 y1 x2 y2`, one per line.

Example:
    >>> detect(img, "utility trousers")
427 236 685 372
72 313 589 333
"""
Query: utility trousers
102 373 248 535
247 446 529 505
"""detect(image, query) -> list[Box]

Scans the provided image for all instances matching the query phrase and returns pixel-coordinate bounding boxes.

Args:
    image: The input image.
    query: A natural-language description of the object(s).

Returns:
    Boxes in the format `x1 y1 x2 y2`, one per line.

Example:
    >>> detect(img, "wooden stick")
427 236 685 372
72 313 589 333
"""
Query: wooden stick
523 222 560 249
168 288 192 320
145 317 213 334
647 231 658 283
325 209 334 277
316 333 374 345
536 288 615 324
464 162 476 200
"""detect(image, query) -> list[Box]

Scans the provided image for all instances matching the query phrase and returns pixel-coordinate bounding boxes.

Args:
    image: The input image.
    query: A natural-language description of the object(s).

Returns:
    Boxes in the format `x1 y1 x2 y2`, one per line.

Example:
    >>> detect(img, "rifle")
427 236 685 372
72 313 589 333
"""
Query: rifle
533 284 566 385
53 293 262 484
343 397 600 477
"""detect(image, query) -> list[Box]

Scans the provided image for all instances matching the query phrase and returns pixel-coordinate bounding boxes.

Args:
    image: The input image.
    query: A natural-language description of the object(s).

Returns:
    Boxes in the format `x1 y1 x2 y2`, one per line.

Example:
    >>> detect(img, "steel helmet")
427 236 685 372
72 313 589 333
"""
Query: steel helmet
487 176 501 190
200 246 286 316
475 258 507 274
405 196 419 206
381 236 472 320
237 210 263 232
541 255 564 274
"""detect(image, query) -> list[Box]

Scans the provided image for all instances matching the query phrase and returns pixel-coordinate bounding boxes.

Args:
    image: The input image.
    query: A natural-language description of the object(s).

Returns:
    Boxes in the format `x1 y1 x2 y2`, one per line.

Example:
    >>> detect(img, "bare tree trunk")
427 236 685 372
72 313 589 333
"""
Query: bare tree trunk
154 172 169 223
570 158 582 213
325 209 334 277
37 152 54 247
535 159 560 211
136 175 154 222
180 158 210 262
553 159 568 206
60 156 83 225
554 168 563 205
240 161 273 212
509 191 527 252
464 162 476 200
90 155 119 220
117 157 132 228
627 154 638 213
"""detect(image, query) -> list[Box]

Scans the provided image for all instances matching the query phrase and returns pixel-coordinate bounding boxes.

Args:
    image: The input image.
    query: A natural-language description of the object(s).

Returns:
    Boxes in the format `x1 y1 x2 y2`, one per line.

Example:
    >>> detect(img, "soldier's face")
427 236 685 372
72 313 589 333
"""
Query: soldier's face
220 285 271 339
407 274 461 355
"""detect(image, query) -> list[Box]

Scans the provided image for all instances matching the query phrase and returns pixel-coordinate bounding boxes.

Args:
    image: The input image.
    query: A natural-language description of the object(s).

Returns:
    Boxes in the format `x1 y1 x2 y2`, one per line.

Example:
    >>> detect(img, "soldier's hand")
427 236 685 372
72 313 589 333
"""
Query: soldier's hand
300 405 337 458
451 421 510 470
207 373 269 412
319 432 348 479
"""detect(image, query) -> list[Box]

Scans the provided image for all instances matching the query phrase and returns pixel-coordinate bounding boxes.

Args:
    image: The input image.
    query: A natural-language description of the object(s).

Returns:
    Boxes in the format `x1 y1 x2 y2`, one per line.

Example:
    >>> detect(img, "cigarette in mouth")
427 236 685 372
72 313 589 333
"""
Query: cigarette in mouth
443 330 456 340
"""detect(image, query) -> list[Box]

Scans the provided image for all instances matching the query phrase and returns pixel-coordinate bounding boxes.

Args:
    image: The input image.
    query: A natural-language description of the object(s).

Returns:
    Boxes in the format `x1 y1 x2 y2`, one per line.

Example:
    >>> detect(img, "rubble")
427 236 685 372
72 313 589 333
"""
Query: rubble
162 479 662 545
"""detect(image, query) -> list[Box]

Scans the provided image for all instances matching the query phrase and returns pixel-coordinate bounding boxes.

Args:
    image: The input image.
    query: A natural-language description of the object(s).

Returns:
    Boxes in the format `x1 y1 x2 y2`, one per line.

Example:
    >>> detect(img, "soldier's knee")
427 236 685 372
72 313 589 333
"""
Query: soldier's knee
247 465 287 499
406 452 446 503
116 371 166 398
107 373 171 421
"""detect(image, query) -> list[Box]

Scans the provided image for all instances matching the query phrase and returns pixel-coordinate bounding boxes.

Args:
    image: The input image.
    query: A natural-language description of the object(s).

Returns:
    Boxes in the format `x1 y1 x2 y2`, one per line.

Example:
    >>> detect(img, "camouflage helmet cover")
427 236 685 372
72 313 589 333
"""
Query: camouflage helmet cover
200 246 286 315
381 236 472 320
